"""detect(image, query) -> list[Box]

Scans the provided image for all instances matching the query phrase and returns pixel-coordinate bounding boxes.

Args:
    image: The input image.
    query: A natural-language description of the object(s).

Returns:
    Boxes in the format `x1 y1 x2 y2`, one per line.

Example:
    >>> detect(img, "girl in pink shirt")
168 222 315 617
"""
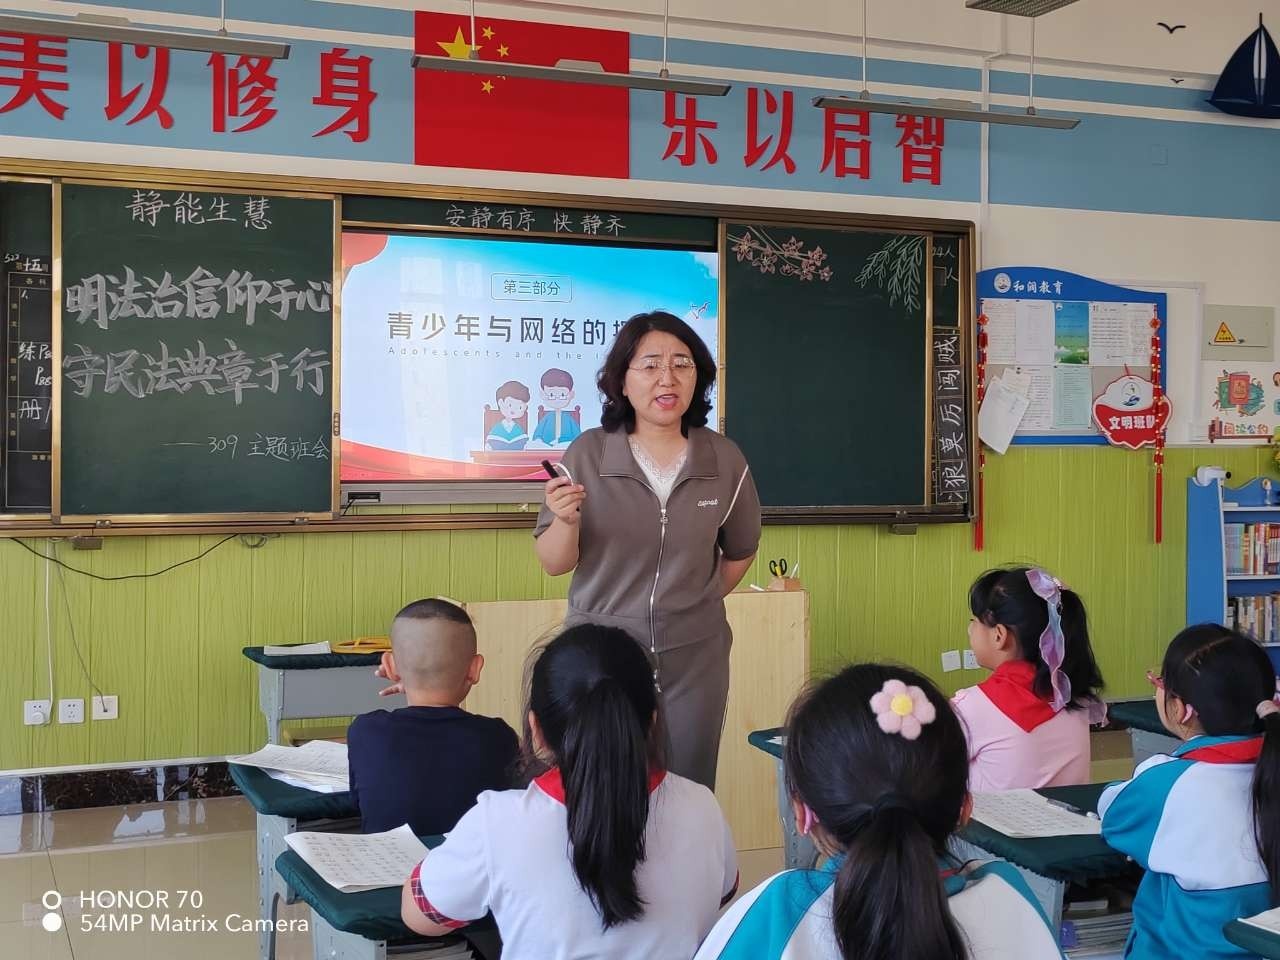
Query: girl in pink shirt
952 566 1107 792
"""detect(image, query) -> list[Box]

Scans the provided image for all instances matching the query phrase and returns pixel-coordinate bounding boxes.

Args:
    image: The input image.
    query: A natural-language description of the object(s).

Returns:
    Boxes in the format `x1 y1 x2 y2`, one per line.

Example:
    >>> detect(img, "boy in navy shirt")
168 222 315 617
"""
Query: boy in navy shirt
347 599 518 835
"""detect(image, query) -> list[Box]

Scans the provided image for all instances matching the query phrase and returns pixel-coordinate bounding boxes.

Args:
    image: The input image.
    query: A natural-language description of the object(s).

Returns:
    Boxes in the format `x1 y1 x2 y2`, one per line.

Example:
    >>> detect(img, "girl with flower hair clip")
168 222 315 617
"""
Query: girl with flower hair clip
953 566 1107 792
695 664 1063 960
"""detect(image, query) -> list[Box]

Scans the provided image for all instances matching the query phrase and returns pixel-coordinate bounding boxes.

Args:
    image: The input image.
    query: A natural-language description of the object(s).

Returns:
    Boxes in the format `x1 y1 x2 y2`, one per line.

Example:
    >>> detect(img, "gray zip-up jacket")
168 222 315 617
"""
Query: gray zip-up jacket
534 426 761 655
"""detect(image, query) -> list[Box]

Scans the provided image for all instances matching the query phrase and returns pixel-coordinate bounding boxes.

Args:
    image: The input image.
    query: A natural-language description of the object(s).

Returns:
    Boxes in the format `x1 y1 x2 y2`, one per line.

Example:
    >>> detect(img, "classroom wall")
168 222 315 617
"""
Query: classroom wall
3 0 1280 769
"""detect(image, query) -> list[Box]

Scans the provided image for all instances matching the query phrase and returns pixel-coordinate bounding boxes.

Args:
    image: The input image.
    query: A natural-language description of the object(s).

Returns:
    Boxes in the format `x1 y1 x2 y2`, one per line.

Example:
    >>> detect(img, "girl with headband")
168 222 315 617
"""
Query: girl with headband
1099 625 1280 960
695 664 1062 960
953 566 1107 791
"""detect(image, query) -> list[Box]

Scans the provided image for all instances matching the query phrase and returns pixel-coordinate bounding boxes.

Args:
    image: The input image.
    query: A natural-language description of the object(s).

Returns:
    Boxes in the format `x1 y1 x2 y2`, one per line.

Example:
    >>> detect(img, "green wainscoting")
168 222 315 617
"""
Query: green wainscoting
2 447 1272 770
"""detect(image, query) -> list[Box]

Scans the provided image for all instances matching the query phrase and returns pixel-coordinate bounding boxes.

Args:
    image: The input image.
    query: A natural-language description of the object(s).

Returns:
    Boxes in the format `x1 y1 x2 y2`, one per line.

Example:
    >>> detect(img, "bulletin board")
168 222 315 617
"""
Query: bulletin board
977 268 1167 445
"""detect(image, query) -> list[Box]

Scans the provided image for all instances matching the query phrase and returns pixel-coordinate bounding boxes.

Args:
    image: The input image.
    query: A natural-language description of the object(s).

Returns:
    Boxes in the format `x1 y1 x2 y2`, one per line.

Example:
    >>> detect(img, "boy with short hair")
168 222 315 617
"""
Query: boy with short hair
347 599 518 835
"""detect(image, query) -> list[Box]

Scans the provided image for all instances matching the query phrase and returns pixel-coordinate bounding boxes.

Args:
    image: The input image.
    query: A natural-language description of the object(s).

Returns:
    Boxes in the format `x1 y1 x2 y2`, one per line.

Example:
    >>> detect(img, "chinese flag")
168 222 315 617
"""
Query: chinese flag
414 12 630 178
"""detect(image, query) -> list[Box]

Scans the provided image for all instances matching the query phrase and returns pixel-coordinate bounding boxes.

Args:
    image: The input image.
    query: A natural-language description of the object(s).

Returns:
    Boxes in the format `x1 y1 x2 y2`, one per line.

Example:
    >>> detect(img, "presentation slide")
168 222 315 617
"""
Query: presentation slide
340 232 719 482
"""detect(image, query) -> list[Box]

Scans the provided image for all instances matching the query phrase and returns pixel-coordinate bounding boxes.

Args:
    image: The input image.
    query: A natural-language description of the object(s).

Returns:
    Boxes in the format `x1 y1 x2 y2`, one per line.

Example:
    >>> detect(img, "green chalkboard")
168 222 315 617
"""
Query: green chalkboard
723 222 932 513
59 183 335 517
1 180 53 513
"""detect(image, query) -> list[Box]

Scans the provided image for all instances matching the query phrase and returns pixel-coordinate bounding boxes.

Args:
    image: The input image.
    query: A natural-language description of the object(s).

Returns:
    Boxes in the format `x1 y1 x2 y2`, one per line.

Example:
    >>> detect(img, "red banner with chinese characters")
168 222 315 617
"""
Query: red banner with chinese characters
413 12 630 177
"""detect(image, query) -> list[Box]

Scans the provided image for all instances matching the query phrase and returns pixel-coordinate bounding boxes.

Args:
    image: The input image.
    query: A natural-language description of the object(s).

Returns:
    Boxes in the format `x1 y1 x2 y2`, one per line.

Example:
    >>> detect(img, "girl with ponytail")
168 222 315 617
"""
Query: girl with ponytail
955 566 1107 791
1099 625 1280 960
696 664 1063 960
402 624 738 960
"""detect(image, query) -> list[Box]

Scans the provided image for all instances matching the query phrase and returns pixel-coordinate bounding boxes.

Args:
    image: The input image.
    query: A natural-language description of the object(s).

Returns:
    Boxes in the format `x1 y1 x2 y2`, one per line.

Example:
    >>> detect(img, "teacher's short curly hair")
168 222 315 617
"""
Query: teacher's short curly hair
597 311 717 434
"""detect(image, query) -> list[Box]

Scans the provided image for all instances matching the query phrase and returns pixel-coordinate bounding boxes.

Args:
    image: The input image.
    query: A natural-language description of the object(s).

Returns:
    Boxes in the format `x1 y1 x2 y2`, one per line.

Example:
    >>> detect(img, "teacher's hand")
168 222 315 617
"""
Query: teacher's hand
544 476 586 526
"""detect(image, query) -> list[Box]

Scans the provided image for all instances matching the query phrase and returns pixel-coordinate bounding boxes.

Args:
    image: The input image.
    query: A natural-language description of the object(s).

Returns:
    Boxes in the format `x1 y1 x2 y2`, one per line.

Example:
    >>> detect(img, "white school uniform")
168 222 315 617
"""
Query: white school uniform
410 768 738 960
694 857 1064 960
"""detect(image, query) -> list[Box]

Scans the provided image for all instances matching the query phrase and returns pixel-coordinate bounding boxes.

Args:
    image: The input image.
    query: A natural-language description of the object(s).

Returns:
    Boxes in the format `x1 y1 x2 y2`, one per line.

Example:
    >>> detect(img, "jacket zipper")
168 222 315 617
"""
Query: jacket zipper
649 506 668 691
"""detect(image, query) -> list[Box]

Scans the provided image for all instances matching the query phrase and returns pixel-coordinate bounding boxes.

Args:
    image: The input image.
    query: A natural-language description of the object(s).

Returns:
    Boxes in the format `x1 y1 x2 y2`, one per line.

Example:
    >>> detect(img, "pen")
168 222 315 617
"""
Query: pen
1045 798 1099 819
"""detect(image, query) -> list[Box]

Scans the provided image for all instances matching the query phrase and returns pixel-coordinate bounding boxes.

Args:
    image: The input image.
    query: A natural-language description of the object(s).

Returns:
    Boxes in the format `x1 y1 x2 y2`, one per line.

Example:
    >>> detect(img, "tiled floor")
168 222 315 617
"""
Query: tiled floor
0 797 785 959
0 729 1135 958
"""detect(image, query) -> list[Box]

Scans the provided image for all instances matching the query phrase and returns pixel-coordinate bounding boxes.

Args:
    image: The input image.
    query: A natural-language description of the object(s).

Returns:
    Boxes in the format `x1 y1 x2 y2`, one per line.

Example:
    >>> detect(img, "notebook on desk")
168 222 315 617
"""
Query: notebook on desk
971 789 1103 838
284 824 428 893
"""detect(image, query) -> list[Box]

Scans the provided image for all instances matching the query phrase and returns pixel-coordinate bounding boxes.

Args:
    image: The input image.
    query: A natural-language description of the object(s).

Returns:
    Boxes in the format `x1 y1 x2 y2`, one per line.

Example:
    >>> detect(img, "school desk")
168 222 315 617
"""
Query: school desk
229 761 360 960
242 647 406 744
746 727 817 869
275 836 500 960
1225 918 1280 959
1107 698 1179 764
953 782 1136 938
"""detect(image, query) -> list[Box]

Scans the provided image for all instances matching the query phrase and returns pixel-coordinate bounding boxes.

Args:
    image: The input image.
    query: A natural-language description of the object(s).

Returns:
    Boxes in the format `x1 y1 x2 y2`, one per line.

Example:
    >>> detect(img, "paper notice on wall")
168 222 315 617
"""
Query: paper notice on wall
1053 366 1093 429
1014 301 1056 365
1017 366 1054 430
982 299 1017 364
1087 302 1151 366
978 376 1030 455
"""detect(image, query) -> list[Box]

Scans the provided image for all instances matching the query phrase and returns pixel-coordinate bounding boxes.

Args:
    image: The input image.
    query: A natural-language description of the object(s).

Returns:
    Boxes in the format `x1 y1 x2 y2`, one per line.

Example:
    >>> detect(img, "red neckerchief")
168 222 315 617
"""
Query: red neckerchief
1180 737 1264 764
534 767 667 804
978 660 1057 733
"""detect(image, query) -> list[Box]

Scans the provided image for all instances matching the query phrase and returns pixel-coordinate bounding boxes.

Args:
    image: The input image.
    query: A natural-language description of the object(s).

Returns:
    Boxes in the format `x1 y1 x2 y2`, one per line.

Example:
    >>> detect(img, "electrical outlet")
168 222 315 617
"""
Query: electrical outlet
91 695 118 721
963 649 979 670
57 699 84 725
23 700 51 726
941 650 962 673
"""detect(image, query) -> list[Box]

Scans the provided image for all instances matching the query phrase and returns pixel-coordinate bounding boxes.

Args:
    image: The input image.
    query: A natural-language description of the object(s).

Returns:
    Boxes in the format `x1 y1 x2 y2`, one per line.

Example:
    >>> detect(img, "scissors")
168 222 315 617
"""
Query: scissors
769 558 789 578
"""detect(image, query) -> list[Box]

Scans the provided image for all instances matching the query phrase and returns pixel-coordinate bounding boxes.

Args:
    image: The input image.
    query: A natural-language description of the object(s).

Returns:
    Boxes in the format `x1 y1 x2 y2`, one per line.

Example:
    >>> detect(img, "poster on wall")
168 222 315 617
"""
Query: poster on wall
977 268 1166 445
339 233 719 482
1199 304 1278 442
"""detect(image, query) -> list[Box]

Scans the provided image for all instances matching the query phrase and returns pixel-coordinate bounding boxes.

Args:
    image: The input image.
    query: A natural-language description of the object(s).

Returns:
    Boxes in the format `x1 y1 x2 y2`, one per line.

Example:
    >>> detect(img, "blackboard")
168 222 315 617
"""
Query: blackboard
1 180 53 513
724 221 972 518
58 183 336 517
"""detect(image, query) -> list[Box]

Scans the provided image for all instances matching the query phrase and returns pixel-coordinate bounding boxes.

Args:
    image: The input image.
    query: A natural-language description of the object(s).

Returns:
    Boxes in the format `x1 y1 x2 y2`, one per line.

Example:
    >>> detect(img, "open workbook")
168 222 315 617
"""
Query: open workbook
227 739 350 792
285 824 428 893
970 789 1103 838
1240 905 1280 935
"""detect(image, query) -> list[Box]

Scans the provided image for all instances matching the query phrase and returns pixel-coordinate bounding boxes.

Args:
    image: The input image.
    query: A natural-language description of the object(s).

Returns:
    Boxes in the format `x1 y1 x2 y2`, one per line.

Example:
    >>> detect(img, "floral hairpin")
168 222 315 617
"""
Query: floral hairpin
870 679 937 741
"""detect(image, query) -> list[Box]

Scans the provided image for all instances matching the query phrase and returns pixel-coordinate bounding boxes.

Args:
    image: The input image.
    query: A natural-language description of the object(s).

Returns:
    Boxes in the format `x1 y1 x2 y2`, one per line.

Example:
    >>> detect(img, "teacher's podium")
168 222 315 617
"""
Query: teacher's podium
461 591 809 851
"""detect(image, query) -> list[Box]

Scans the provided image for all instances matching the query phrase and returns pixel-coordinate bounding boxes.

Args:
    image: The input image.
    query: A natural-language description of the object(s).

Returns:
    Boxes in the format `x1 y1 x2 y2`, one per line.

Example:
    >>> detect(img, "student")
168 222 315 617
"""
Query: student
401 624 738 959
486 380 530 451
696 664 1063 960
1098 625 1280 960
953 567 1106 791
347 599 518 835
530 368 581 446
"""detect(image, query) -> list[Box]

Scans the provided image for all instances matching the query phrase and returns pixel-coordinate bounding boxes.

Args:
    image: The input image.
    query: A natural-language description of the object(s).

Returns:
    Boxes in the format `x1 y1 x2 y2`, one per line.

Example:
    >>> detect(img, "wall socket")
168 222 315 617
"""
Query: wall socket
963 649 979 670
58 699 84 724
91 695 118 721
23 700 51 726
941 650 962 672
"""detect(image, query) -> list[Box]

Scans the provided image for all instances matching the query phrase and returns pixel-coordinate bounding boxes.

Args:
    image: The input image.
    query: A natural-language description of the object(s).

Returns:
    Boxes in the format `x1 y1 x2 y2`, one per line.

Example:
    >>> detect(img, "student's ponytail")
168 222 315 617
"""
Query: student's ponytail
1254 706 1280 902
1162 625 1280 901
831 806 967 960
527 625 660 929
785 664 971 960
561 676 651 927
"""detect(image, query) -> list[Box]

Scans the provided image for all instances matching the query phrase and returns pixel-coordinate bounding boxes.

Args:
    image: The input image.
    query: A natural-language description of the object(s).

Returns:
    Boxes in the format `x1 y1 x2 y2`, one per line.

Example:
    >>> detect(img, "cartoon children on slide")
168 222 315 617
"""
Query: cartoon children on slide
486 381 530 451
531 368 581 447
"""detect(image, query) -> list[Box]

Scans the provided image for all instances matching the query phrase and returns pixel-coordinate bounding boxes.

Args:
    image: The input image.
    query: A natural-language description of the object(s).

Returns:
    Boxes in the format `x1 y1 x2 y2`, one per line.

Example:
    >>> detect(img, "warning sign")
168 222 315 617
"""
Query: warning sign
1214 321 1238 344
1203 305 1273 362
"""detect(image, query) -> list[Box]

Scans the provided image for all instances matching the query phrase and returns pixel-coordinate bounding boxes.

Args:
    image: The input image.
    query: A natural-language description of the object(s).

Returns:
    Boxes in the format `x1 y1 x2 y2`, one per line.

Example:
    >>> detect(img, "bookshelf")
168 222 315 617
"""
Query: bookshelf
1187 476 1280 671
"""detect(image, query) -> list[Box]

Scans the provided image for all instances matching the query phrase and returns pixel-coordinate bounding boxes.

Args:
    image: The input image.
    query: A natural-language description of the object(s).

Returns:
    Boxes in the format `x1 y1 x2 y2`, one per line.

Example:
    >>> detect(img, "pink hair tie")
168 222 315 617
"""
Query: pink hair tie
1258 700 1280 720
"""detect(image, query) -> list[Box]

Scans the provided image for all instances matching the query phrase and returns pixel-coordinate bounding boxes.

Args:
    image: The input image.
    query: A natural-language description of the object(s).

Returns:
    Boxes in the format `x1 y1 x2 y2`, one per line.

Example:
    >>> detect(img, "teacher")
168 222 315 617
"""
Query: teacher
533 311 761 790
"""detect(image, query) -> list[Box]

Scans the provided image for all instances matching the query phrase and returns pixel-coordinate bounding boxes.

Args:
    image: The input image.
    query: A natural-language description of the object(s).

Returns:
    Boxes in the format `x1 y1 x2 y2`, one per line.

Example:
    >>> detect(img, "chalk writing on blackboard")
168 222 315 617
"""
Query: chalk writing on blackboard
931 328 969 505
4 253 47 273
443 203 628 238
5 264 53 510
127 190 274 230
164 434 332 461
64 267 332 329
63 341 330 402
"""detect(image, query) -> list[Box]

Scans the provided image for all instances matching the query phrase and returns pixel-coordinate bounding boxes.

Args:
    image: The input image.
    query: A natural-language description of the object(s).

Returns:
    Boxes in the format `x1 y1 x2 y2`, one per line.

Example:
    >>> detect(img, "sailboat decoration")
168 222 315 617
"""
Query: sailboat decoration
1208 14 1280 118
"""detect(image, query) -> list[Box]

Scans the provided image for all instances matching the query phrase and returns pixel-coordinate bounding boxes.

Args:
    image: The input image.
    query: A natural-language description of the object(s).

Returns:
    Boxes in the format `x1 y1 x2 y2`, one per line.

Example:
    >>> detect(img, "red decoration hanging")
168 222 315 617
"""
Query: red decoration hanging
1151 308 1165 543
